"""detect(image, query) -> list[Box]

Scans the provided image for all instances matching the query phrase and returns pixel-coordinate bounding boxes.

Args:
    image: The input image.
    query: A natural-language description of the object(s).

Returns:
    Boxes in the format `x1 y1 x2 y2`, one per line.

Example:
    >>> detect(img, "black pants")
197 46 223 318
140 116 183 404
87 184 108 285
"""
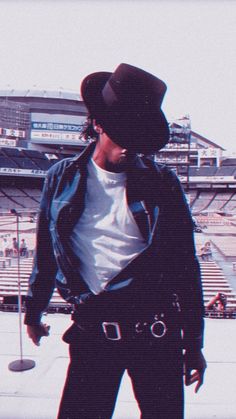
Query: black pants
57 323 184 419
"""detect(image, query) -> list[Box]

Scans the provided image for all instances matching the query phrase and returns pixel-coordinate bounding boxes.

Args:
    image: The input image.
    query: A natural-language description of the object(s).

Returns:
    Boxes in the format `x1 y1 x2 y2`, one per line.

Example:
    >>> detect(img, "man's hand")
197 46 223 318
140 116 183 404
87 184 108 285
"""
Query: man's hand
184 349 207 393
26 323 50 346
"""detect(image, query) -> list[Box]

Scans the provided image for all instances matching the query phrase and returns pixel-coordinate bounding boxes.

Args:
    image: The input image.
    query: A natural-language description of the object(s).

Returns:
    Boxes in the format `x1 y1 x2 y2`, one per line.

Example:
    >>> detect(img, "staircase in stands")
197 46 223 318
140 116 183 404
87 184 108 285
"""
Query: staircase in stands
200 260 236 318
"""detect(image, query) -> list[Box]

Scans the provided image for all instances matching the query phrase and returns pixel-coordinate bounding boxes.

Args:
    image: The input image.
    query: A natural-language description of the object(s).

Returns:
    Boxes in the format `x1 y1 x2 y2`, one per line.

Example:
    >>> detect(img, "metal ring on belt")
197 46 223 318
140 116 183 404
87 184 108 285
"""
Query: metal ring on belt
150 320 167 338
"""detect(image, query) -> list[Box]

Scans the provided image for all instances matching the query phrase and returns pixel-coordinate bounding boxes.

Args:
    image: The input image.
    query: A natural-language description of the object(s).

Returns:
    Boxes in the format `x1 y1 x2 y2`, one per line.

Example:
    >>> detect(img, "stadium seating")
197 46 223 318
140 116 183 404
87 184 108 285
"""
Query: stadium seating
186 190 199 207
215 166 236 176
189 167 218 176
207 192 235 212
21 187 42 203
0 187 41 210
0 257 71 313
1 143 236 318
191 191 216 213
0 147 55 171
23 149 53 170
200 260 236 318
0 256 235 316
223 193 236 213
0 155 19 168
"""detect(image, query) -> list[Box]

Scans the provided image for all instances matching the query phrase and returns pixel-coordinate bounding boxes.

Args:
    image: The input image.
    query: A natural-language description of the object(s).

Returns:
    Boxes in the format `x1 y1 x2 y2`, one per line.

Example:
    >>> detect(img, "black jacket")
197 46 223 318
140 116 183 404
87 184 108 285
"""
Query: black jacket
25 142 204 350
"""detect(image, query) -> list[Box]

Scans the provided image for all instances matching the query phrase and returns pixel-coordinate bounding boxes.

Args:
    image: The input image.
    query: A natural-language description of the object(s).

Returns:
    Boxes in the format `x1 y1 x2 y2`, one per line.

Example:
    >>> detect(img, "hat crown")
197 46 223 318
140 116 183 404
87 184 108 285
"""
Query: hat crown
102 63 167 109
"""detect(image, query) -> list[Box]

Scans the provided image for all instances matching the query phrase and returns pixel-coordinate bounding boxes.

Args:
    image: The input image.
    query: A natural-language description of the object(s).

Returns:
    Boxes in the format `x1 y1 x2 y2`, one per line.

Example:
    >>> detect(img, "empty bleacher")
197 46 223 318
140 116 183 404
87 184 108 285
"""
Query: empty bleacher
215 166 236 176
0 186 41 210
207 192 235 212
0 257 71 313
191 191 216 213
223 192 236 214
21 187 42 203
0 147 55 171
187 190 199 207
3 147 40 170
189 167 218 177
200 260 236 318
191 192 236 216
0 256 235 317
23 149 53 170
0 153 19 168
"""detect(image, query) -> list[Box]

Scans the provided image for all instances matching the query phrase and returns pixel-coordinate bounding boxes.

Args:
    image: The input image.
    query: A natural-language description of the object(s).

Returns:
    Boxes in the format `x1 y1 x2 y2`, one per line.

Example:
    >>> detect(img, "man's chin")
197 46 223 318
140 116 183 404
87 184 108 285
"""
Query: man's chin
105 161 126 173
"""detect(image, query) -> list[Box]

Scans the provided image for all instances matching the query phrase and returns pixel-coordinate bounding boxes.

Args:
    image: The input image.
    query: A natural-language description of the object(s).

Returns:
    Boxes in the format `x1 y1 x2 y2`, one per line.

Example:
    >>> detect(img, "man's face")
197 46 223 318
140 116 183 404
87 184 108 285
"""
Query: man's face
93 128 135 172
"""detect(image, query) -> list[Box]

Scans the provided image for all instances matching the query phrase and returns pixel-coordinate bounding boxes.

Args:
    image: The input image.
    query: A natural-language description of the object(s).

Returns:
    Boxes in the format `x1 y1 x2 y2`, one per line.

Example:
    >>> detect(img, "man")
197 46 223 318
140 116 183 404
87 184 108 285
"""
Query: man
25 63 206 419
20 238 28 257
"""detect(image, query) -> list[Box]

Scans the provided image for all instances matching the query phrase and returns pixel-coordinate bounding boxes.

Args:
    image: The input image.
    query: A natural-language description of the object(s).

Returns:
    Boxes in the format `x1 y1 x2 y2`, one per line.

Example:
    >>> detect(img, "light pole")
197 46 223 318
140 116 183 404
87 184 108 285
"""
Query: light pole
177 114 191 190
8 209 35 372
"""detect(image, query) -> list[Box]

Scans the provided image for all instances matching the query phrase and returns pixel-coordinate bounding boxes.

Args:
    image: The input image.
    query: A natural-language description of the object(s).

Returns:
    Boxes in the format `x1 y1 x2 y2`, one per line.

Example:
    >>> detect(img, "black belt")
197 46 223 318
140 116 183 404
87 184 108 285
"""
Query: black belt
71 291 181 341
102 315 168 341
72 312 169 341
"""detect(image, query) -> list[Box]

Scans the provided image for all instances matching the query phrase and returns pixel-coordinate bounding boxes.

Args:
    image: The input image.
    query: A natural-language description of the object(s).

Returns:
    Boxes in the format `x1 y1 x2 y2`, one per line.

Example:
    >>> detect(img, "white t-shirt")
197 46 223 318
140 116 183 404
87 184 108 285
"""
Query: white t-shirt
70 158 146 294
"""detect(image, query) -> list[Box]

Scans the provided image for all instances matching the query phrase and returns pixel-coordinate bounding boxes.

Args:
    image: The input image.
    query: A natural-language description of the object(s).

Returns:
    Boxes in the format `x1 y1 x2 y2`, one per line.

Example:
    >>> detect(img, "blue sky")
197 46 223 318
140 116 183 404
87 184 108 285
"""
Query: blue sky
0 0 235 152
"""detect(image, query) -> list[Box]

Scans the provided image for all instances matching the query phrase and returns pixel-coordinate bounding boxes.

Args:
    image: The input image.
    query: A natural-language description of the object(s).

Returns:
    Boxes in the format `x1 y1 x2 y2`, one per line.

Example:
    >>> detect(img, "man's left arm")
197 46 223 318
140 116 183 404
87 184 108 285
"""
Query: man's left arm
163 168 207 390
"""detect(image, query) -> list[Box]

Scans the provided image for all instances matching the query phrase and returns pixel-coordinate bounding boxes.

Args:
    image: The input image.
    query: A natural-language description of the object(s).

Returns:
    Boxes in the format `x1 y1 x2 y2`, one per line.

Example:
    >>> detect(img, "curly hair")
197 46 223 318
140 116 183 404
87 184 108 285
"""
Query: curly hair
80 117 99 141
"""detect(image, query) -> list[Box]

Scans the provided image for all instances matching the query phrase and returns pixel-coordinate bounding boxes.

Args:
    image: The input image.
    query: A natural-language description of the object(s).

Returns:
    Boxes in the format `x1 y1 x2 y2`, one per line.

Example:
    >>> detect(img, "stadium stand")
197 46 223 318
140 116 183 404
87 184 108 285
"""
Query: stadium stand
0 187 40 210
0 257 235 317
189 167 218 176
21 187 42 203
215 166 236 176
0 147 57 170
191 191 216 213
23 150 52 170
222 192 236 214
221 158 236 167
209 236 236 260
187 190 199 207
200 260 236 318
0 154 19 168
207 192 235 212
0 257 71 313
3 147 38 170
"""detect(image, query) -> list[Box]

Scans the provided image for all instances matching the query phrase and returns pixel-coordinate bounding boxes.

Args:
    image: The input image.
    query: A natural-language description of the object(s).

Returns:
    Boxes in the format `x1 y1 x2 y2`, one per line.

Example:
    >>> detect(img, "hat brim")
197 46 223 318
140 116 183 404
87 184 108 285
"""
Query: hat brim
81 71 169 154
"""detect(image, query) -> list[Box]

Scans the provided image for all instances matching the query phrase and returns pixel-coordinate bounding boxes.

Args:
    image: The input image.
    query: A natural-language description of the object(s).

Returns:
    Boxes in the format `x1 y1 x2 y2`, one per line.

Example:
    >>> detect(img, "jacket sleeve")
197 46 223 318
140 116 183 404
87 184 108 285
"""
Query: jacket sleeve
160 167 205 351
24 171 58 326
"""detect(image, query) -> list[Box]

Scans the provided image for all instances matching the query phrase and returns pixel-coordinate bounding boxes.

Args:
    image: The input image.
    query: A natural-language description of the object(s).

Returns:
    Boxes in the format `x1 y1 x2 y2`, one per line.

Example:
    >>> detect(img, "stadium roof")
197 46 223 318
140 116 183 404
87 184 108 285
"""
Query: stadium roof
0 87 82 101
191 129 225 151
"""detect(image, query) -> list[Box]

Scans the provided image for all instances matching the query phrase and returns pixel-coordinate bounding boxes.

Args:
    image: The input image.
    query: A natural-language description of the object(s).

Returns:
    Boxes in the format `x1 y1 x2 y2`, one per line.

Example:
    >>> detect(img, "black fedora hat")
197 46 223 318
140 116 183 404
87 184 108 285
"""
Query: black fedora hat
81 63 169 154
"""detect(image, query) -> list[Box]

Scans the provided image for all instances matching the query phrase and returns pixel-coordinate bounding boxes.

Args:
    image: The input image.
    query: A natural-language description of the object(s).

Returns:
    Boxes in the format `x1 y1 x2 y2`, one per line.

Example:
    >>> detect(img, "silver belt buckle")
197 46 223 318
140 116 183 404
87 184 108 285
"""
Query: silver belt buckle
102 322 122 341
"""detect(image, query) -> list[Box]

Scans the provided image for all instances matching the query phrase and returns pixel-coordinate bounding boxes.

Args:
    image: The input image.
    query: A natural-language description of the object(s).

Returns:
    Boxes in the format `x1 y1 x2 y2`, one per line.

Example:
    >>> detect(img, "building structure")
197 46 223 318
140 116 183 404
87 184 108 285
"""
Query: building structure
0 87 88 159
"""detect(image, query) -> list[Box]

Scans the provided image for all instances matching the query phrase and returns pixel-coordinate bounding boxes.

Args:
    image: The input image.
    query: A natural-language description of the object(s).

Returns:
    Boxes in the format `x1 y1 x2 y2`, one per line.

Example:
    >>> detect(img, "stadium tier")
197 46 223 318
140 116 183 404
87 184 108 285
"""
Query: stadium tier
0 257 235 317
189 191 236 214
0 146 55 171
0 258 71 313
0 153 236 213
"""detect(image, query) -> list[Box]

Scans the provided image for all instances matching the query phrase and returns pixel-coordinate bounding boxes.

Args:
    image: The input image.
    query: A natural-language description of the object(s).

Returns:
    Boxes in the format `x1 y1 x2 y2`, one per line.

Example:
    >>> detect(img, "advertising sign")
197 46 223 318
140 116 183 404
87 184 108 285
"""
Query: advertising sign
31 130 84 142
32 122 83 132
0 167 46 177
2 128 25 138
0 138 17 147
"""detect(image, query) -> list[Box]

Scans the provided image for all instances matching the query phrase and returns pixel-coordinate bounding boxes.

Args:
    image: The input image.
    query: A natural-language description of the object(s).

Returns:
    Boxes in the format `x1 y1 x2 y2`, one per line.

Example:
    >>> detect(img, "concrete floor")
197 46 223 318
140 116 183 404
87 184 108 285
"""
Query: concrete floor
0 312 236 419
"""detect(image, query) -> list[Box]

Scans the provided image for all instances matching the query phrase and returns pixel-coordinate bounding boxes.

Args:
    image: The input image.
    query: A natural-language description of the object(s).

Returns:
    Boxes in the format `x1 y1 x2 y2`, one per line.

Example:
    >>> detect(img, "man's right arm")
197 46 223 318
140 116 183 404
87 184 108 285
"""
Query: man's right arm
24 171 58 330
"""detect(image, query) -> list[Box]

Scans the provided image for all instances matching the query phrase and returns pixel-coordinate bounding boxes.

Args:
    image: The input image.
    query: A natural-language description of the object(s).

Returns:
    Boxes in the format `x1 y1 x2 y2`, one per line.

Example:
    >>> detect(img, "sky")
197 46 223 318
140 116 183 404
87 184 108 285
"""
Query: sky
0 0 235 153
